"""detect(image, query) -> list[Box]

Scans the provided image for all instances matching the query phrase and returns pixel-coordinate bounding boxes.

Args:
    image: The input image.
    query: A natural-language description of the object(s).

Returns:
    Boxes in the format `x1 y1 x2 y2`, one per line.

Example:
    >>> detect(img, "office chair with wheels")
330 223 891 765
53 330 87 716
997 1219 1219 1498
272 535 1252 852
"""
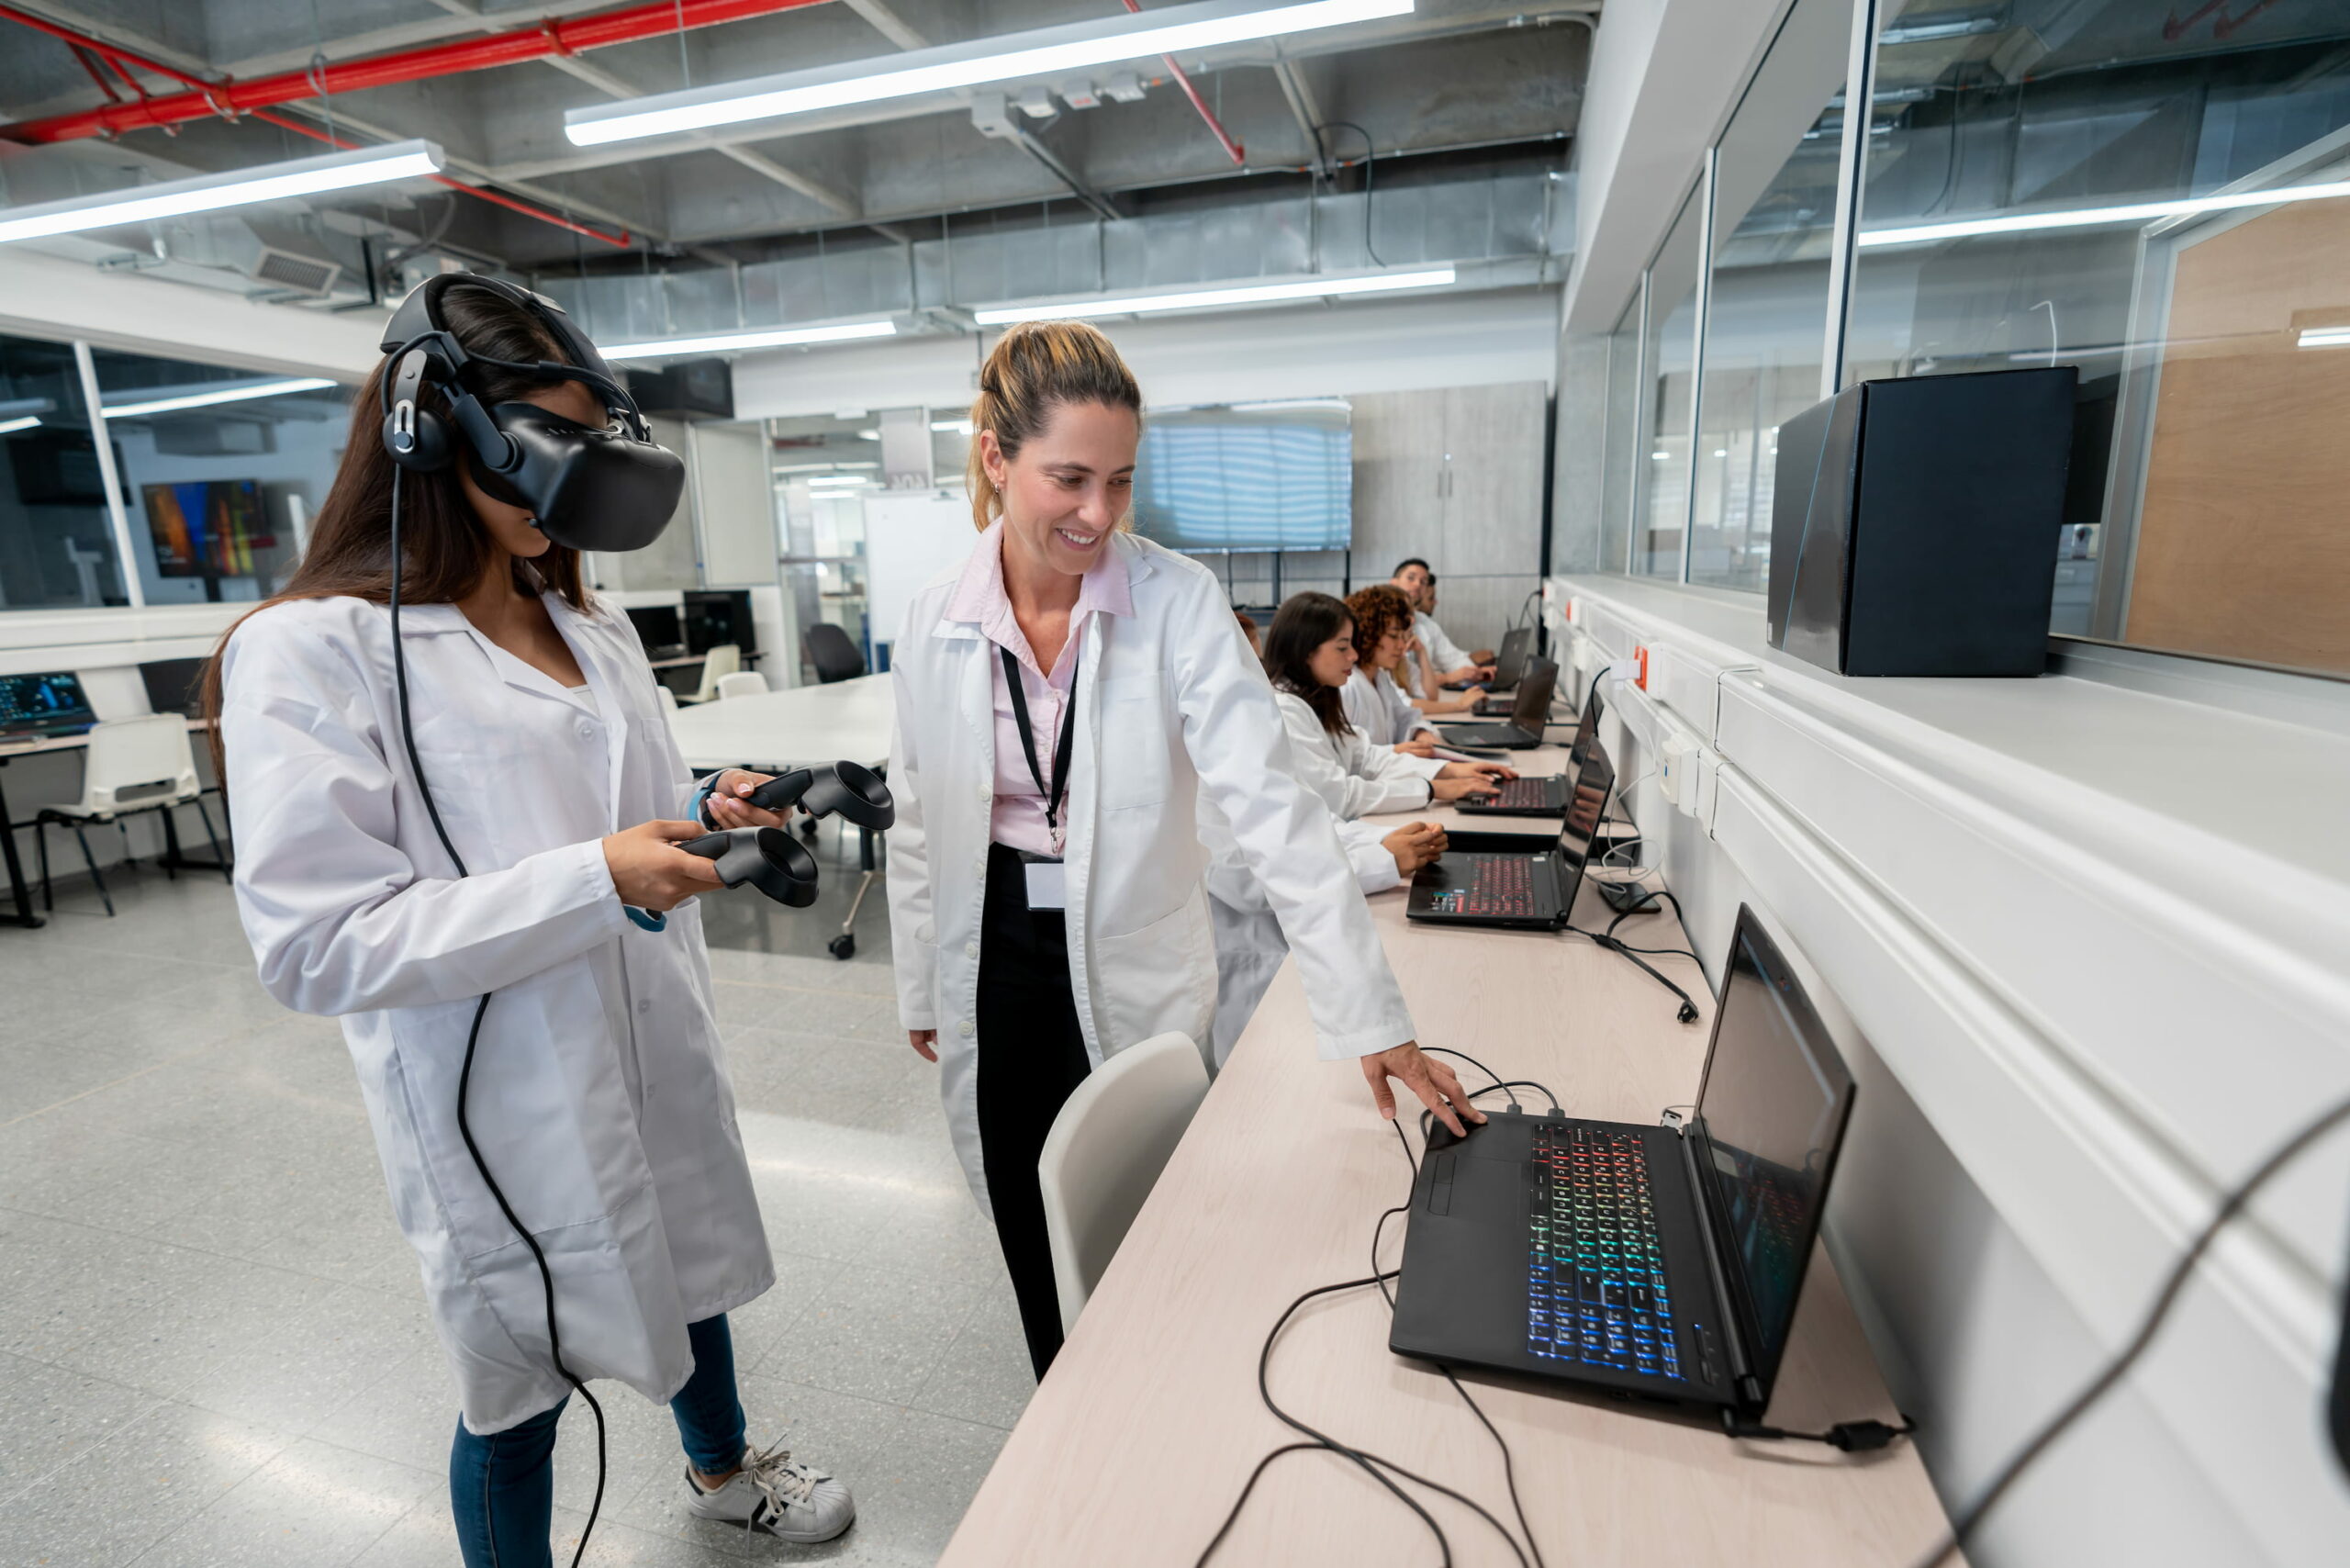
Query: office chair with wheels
35 715 229 917
687 644 741 703
803 622 867 685
1038 1031 1212 1333
714 670 768 700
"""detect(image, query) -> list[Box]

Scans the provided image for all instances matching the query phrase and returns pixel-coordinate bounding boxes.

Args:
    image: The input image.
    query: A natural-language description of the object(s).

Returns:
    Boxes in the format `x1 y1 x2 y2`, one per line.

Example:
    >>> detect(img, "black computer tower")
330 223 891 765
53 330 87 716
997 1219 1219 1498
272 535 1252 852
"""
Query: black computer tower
1766 367 2076 678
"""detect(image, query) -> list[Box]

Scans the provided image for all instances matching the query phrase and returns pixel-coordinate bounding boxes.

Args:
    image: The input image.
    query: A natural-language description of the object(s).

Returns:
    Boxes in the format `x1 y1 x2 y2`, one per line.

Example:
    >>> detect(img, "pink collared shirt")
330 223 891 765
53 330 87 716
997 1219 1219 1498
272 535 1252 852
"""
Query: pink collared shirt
945 521 1134 857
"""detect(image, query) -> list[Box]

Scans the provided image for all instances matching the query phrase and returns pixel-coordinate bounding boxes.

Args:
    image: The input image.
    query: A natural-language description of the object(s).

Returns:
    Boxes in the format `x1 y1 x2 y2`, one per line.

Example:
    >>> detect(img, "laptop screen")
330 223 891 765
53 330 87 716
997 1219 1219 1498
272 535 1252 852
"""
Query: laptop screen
1551 735 1614 882
1492 627 1531 686
0 671 96 735
139 657 206 719
1509 656 1558 731
1689 913 1855 1394
1563 679 1605 765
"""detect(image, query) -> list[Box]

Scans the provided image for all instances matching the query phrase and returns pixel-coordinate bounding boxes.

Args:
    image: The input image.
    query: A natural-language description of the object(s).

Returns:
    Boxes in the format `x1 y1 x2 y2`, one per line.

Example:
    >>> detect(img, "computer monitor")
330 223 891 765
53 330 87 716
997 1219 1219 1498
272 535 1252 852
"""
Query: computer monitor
138 656 207 719
1689 911 1857 1394
0 671 97 738
1490 627 1532 687
683 589 755 657
623 603 684 655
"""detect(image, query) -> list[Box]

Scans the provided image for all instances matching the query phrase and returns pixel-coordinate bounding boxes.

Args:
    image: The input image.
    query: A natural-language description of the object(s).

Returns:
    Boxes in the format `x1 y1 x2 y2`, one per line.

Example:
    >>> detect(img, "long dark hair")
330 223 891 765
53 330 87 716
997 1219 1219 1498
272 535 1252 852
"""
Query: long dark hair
197 284 590 772
1263 591 1354 738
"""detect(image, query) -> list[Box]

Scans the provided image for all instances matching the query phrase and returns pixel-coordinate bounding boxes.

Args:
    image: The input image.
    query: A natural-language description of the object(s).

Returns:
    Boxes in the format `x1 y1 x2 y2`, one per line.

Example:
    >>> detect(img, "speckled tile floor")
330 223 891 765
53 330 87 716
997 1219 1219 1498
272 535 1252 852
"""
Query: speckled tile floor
0 833 1023 1567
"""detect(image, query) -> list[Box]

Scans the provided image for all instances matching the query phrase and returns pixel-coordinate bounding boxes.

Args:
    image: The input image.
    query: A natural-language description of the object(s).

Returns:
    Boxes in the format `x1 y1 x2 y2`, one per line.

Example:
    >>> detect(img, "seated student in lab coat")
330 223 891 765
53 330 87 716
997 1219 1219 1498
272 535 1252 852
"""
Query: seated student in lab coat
1347 583 1475 728
207 280 853 1566
1393 557 1495 689
1267 590 1514 821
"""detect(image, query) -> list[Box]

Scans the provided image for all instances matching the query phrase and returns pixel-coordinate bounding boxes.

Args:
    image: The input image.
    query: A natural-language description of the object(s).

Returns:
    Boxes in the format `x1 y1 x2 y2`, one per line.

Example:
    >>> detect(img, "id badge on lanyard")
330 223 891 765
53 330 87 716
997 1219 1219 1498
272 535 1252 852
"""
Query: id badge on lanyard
1003 644 1077 912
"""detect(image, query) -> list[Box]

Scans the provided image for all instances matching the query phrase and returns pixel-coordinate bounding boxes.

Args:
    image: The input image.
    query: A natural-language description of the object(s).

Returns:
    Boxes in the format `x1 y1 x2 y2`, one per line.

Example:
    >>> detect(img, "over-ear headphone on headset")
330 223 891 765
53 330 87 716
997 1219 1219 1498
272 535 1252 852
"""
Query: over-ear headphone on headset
377 273 685 553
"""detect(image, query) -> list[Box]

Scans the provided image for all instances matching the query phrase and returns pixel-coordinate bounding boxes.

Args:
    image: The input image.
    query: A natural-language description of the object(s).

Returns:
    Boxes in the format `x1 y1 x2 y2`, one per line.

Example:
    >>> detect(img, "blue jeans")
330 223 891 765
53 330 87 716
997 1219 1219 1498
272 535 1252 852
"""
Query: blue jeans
449 1315 746 1568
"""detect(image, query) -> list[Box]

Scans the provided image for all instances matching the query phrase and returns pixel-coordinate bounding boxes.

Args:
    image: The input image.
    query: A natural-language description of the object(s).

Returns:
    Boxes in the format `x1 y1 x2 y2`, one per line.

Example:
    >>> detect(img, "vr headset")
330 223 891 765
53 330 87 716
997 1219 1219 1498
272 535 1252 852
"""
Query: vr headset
378 273 684 553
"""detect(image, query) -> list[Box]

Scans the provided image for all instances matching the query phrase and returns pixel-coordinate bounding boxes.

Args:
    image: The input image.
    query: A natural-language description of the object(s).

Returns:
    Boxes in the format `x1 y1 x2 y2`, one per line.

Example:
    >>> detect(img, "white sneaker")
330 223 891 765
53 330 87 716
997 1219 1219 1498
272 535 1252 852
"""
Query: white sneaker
685 1439 856 1544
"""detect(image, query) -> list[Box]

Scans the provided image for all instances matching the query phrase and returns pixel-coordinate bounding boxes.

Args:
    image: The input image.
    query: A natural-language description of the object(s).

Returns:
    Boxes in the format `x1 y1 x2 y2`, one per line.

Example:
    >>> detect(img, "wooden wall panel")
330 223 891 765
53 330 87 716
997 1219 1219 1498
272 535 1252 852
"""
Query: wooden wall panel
2127 196 2350 673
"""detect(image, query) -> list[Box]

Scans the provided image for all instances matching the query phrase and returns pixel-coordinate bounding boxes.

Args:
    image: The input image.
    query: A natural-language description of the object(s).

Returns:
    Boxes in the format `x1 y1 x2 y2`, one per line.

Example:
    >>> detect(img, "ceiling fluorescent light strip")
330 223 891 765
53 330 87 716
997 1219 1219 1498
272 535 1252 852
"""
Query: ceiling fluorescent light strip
0 140 442 245
973 266 1455 324
601 320 899 360
0 416 41 434
1858 178 2350 248
102 377 338 419
2297 327 2350 349
565 0 1412 145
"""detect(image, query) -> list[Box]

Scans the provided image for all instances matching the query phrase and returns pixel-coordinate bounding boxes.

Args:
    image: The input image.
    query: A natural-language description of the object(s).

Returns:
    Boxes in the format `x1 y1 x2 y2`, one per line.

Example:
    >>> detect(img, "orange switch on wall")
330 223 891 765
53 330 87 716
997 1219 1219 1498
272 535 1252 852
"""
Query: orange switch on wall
1634 645 1651 689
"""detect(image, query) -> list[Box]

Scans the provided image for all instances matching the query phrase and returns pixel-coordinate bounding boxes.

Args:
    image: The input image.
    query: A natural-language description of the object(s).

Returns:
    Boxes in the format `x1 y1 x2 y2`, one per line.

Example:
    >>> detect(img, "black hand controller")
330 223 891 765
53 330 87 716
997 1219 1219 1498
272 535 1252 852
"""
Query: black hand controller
680 826 820 907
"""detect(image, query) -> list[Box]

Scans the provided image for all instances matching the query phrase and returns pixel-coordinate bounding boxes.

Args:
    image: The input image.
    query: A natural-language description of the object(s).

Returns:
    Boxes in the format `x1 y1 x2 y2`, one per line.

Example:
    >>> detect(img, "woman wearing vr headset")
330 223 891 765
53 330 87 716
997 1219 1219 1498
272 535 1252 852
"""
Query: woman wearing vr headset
887 320 1485 1377
205 277 854 1565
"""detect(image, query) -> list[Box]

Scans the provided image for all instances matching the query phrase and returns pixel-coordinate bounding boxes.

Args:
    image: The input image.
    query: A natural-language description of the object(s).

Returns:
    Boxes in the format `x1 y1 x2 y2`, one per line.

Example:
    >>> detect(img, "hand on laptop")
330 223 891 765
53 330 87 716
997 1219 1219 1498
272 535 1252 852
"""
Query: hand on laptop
1382 821 1447 874
1430 759 1517 801
1393 735 1439 759
1360 1043 1485 1137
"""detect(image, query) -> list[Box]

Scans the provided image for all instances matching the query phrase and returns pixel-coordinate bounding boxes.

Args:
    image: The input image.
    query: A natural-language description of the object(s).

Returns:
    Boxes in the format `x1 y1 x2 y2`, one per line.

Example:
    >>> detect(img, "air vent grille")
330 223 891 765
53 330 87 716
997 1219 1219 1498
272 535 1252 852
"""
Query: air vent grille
250 247 341 297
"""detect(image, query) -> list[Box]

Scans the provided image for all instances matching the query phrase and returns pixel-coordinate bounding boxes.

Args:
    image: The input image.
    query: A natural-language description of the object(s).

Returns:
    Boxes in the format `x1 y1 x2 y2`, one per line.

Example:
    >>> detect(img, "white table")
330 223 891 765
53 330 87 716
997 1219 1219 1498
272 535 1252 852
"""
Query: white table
664 673 893 772
665 674 895 957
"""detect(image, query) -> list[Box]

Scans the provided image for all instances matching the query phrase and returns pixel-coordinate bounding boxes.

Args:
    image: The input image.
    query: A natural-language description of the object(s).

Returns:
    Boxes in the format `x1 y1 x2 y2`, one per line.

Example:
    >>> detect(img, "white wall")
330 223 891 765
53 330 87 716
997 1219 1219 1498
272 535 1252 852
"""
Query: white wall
1563 0 1789 332
0 247 383 380
729 286 1563 420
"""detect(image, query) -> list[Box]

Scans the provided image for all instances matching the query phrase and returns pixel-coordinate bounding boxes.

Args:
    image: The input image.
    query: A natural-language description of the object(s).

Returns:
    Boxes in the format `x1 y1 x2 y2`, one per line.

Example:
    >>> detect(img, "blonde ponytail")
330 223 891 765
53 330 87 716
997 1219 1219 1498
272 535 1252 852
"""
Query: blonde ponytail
966 320 1143 532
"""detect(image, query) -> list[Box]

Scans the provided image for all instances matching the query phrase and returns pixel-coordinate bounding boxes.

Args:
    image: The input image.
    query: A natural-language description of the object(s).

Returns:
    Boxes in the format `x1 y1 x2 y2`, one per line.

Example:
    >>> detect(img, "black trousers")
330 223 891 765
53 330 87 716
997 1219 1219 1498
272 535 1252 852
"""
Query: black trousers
977 841 1094 1379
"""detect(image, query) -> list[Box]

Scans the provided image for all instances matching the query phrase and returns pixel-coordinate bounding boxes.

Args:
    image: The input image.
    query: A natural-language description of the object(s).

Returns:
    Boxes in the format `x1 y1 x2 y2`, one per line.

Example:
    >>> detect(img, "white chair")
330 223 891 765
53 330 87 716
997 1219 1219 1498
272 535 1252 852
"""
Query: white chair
656 684 679 712
1039 1031 1212 1334
713 669 768 700
687 644 741 703
36 714 229 918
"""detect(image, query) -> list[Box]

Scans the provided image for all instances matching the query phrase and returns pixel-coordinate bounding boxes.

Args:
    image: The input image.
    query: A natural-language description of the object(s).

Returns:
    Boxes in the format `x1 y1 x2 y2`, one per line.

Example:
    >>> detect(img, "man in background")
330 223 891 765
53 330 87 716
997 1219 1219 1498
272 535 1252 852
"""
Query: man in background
1393 557 1494 690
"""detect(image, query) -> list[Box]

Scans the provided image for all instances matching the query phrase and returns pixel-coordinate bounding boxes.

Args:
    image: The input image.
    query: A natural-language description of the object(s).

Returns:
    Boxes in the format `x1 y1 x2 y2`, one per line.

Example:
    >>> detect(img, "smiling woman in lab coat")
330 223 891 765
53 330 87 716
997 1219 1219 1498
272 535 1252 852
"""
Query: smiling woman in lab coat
887 321 1485 1377
204 283 851 1566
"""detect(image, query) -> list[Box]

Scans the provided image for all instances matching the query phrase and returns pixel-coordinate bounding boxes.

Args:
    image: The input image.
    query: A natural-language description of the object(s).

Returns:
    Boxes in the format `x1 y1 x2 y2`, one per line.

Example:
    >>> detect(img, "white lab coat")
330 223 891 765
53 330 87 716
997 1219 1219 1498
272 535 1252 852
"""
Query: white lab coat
1415 611 1472 680
1340 667 1440 751
1273 691 1437 819
1203 814 1400 1068
887 532 1416 1216
221 593 771 1435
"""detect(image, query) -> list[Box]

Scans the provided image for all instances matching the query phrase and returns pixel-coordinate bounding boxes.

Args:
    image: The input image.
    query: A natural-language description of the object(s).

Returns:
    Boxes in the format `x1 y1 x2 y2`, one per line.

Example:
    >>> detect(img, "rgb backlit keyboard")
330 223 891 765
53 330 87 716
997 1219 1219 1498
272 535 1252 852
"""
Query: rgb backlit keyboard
1425 855 1539 918
1492 777 1560 810
1525 1124 1683 1380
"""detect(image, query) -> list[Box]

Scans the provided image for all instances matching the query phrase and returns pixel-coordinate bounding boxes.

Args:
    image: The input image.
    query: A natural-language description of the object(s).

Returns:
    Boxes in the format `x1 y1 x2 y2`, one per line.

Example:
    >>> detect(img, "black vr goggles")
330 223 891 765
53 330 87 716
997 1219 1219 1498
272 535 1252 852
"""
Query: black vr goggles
378 273 684 554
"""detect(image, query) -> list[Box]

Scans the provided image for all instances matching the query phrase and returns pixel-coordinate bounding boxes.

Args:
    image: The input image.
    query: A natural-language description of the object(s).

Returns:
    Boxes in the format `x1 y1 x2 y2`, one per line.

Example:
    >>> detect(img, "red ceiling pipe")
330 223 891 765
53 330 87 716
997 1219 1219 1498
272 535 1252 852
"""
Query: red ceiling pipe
2 0 826 145
0 6 632 247
1118 0 1243 165
247 108 633 248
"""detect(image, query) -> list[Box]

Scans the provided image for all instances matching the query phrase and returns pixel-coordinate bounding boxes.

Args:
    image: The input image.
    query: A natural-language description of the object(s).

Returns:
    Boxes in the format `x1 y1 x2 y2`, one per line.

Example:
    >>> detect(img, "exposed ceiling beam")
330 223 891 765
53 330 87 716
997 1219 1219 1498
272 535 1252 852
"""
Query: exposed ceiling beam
1270 52 1329 177
477 1 1597 185
224 0 641 80
841 0 928 50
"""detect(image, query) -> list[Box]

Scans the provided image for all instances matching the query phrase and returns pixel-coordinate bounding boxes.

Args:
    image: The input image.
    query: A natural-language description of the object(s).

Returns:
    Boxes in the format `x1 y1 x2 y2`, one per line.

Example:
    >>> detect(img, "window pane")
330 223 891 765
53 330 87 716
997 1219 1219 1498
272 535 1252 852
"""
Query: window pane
0 336 123 610
1636 185 1704 577
1849 0 2350 675
1599 295 1643 574
1692 0 1852 590
88 349 351 606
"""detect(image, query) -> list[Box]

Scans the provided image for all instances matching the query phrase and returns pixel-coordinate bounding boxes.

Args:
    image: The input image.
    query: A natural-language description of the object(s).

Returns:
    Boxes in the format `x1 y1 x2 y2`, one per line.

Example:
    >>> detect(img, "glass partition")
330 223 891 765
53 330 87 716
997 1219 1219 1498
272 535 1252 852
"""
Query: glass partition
1691 0 1852 590
1635 185 1705 577
87 349 350 606
0 335 121 610
1847 0 2350 673
1598 293 1643 574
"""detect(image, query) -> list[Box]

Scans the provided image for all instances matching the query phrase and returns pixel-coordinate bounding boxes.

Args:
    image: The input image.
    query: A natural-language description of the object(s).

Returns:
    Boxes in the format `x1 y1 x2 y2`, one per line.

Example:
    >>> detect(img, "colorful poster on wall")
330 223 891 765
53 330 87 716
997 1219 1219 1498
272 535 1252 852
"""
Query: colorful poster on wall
142 480 273 577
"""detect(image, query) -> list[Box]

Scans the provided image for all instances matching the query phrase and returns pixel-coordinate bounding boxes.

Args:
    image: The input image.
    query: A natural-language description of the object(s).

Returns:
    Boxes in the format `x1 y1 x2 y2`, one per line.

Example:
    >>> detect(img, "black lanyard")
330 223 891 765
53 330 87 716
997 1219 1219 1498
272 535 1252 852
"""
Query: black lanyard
1002 643 1079 848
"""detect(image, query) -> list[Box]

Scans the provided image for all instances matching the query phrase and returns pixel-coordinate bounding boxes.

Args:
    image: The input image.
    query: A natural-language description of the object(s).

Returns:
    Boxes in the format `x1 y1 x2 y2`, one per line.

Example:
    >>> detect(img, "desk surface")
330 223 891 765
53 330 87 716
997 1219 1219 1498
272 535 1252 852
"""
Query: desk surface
0 715 208 760
941 833 1957 1564
664 674 892 772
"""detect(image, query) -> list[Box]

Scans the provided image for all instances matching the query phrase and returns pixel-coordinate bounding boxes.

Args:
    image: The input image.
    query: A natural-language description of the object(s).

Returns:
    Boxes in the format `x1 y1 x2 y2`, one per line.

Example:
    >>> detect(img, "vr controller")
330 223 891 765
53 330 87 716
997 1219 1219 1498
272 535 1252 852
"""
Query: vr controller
684 761 895 908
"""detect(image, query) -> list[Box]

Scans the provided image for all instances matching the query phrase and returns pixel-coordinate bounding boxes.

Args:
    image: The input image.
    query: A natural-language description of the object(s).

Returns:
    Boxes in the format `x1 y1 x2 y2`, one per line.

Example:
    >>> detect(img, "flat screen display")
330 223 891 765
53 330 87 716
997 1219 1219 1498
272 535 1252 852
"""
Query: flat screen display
1130 401 1351 551
624 604 684 652
1691 915 1855 1389
1553 734 1613 879
142 479 273 577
